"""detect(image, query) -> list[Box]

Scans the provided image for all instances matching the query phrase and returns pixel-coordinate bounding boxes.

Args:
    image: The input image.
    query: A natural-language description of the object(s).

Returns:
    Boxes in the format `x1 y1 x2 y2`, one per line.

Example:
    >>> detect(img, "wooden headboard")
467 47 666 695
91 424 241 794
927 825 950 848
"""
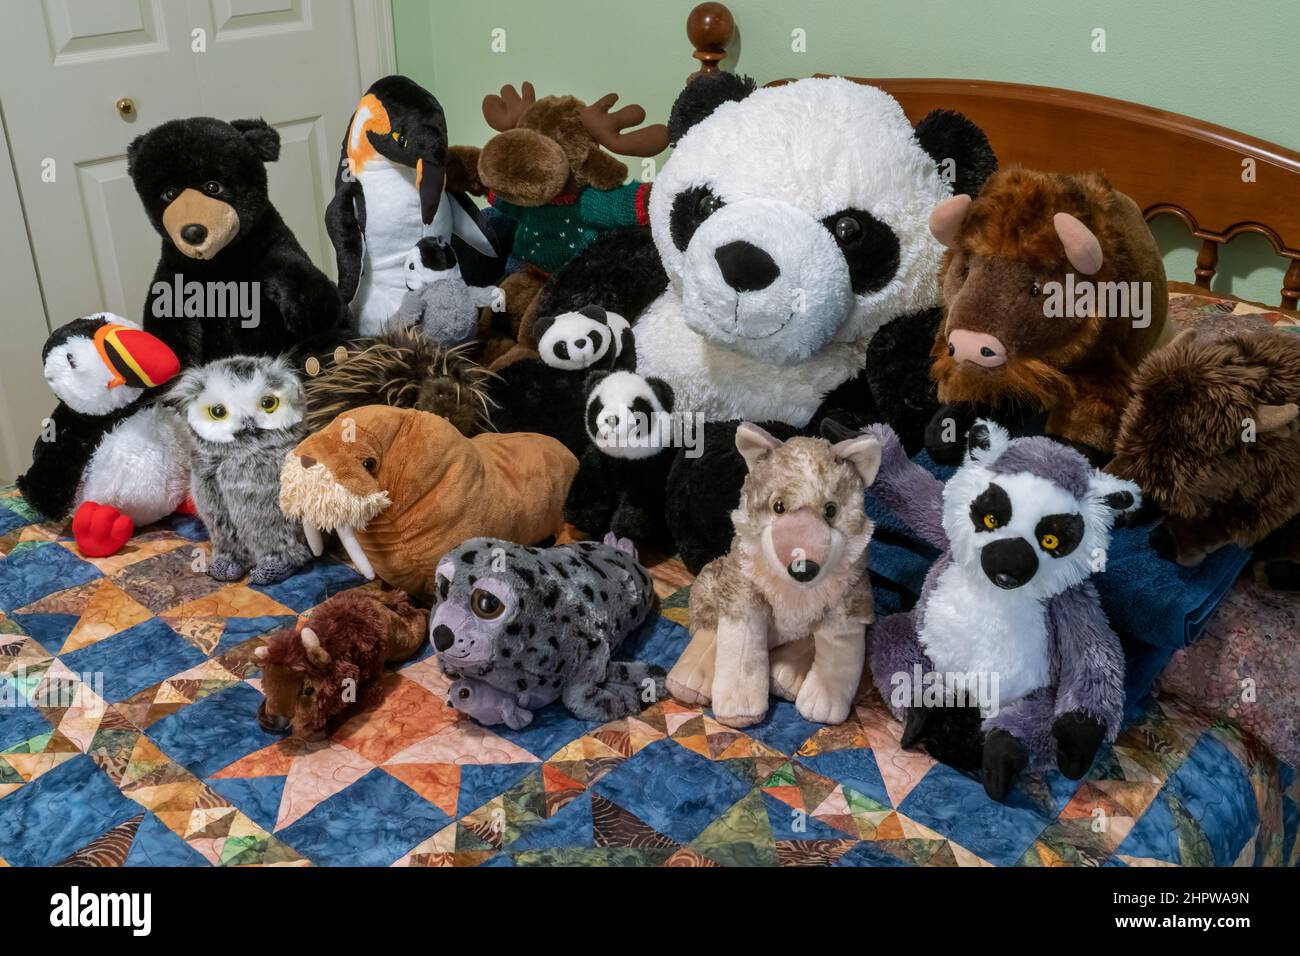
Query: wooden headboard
685 2 1300 310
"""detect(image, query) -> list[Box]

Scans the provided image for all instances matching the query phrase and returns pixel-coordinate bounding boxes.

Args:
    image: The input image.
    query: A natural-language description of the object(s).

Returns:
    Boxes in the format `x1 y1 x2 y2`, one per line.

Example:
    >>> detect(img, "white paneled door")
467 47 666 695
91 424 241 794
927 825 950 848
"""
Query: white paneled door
0 0 388 477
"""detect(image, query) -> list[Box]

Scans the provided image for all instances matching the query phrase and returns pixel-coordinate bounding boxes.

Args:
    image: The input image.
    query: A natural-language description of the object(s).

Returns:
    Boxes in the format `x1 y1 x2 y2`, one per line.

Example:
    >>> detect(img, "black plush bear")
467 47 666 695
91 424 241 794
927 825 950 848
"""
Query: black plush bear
128 117 348 366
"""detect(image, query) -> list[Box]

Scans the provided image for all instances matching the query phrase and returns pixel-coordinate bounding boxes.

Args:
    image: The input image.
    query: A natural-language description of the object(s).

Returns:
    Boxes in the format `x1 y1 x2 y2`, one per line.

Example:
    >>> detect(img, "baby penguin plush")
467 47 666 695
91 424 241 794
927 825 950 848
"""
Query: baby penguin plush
430 534 662 725
170 356 312 584
667 423 882 728
863 420 1139 801
395 238 500 345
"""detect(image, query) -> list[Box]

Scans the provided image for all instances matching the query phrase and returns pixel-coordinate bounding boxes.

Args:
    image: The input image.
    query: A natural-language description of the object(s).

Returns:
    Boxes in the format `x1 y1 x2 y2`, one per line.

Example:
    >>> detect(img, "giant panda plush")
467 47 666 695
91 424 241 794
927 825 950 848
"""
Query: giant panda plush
499 74 997 569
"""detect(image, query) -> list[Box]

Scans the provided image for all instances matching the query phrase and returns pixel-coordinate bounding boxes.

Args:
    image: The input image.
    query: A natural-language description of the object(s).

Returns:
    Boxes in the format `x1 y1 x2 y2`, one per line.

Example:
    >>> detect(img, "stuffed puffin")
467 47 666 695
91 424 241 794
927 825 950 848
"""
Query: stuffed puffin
325 75 501 335
17 313 190 557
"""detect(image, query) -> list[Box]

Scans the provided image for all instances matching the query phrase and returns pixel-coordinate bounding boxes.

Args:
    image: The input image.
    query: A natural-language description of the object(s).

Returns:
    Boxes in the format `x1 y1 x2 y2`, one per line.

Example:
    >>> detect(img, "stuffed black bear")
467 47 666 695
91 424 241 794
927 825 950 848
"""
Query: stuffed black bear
128 117 348 366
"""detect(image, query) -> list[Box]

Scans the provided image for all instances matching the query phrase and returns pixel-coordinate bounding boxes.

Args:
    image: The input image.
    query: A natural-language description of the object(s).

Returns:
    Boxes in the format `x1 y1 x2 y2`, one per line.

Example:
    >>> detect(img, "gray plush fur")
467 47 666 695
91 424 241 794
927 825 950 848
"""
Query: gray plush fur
429 533 662 723
396 241 498 346
169 355 312 584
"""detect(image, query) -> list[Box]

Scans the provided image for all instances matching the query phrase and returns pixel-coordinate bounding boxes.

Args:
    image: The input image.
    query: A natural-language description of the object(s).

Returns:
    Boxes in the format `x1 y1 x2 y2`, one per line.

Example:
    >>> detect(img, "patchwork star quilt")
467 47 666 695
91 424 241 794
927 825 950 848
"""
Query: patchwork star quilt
0 488 1295 867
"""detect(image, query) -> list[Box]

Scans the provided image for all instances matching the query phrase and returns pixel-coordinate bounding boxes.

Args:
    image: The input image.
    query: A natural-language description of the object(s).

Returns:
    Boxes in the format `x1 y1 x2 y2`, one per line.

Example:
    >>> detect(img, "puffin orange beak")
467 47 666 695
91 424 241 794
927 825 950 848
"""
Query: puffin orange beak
93 324 181 390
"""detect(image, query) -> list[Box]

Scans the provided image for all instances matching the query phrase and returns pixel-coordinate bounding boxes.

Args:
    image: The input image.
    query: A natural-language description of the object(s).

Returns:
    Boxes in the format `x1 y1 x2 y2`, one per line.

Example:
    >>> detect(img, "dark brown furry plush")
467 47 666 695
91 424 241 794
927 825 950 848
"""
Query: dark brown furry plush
253 589 428 737
1109 328 1300 585
931 167 1169 453
303 327 496 436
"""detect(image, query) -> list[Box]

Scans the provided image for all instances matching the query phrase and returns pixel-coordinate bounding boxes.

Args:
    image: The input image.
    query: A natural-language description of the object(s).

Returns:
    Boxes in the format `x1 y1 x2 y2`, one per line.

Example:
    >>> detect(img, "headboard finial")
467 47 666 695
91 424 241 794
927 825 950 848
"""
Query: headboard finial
687 2 733 81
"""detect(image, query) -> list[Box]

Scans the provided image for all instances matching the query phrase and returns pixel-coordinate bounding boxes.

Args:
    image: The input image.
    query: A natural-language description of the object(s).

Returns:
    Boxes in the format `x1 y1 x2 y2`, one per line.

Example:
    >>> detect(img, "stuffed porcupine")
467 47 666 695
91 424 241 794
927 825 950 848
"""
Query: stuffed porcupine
302 326 496 436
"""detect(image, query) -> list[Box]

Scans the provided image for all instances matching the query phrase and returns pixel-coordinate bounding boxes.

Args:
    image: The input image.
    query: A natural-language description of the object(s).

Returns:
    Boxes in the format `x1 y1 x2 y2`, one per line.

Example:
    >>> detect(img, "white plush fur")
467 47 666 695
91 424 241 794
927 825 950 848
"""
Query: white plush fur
586 370 671 460
639 77 952 425
352 160 422 334
79 403 189 524
179 359 303 444
43 313 144 416
404 245 458 291
540 310 630 371
920 560 1051 708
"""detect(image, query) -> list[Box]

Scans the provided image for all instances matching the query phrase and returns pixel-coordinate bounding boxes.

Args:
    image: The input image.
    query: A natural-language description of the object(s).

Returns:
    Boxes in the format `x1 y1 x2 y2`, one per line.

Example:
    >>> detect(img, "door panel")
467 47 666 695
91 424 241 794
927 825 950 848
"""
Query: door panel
0 0 360 326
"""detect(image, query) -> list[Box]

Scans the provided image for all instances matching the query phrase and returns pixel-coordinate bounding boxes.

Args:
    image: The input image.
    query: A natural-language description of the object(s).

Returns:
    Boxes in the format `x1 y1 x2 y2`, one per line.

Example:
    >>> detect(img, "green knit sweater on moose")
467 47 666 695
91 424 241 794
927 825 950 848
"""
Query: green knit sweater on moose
489 181 652 274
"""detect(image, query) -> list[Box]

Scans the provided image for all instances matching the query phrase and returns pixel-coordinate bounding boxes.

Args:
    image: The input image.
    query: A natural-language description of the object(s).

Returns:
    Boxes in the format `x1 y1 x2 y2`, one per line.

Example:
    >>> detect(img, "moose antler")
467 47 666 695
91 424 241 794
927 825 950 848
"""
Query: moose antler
580 93 668 157
482 82 537 132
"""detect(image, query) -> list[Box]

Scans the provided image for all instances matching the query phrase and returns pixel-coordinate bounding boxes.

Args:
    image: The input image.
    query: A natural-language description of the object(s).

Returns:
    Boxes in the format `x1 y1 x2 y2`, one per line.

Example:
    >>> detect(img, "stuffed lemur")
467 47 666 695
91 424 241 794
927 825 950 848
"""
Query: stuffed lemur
325 75 501 335
858 419 1139 802
500 73 998 571
18 314 189 557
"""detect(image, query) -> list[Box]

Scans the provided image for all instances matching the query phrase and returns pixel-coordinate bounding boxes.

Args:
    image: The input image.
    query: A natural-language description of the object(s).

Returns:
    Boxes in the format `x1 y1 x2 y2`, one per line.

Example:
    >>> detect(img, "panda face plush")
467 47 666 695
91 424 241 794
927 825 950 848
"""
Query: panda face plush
536 305 633 371
585 370 674 460
650 77 956 366
941 421 1140 602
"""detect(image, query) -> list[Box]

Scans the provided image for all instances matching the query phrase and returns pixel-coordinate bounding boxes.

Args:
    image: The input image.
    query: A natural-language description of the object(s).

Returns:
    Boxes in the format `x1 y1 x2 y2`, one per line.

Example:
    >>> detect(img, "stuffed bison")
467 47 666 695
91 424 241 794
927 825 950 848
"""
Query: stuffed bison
253 589 428 737
1109 328 1300 588
926 167 1169 462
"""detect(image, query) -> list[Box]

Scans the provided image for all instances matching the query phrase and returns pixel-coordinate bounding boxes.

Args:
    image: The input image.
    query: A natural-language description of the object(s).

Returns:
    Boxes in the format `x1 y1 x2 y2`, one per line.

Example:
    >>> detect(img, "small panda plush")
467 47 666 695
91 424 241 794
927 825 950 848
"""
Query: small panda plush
564 369 677 545
395 237 500 345
534 304 634 372
861 419 1139 801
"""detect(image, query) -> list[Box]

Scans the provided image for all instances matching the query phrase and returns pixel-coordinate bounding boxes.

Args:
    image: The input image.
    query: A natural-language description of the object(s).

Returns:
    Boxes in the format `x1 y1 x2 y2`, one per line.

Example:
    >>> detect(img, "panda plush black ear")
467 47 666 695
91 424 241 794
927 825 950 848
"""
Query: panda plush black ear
231 118 281 163
913 110 997 198
648 376 675 414
667 73 758 145
819 418 859 443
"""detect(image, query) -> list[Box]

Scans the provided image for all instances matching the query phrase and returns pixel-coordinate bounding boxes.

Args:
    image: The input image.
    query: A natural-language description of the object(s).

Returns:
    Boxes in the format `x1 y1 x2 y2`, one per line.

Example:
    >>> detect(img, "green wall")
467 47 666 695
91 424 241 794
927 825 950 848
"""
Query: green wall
393 0 1298 306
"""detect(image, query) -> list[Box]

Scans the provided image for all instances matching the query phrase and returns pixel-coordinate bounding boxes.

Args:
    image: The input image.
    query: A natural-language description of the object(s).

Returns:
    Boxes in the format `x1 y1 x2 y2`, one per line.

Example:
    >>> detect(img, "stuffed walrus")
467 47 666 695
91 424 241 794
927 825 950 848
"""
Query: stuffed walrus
279 405 578 597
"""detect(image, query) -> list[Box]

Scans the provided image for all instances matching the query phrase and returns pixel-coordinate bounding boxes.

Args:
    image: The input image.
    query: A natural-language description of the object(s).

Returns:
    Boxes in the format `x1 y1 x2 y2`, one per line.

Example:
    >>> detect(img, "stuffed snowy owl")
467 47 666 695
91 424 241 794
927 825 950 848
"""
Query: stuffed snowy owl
169 355 312 584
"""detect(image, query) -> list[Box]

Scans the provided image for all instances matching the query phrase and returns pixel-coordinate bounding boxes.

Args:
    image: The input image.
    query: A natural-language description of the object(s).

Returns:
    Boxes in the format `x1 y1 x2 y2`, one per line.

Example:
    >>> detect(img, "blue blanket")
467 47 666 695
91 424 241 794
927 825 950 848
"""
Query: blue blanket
865 453 1249 706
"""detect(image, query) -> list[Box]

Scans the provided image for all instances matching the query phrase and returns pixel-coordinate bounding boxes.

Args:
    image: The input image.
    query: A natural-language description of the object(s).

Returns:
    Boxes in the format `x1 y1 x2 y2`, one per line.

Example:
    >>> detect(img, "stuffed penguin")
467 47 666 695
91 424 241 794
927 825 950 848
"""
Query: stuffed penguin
395 237 500 345
18 314 190 557
325 75 501 335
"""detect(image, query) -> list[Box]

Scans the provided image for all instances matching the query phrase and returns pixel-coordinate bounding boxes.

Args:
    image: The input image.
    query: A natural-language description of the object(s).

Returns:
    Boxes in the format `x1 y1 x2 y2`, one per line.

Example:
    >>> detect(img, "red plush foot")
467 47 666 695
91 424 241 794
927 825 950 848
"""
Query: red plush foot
72 501 134 557
174 495 198 516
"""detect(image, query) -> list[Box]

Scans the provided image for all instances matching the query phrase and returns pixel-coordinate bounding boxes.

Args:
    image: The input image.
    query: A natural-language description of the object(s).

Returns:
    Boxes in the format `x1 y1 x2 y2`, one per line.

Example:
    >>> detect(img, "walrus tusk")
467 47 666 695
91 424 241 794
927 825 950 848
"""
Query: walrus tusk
336 524 375 580
303 519 324 557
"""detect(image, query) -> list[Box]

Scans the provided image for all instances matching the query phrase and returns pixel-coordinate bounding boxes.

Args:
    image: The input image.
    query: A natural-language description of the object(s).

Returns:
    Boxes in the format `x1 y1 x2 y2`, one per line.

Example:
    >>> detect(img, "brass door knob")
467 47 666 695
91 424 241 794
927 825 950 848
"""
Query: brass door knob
115 97 136 118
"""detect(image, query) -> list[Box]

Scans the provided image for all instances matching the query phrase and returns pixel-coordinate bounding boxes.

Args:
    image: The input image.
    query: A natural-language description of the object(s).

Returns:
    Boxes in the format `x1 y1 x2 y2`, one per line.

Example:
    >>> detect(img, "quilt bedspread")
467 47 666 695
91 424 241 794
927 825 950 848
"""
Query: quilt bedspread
0 489 1295 868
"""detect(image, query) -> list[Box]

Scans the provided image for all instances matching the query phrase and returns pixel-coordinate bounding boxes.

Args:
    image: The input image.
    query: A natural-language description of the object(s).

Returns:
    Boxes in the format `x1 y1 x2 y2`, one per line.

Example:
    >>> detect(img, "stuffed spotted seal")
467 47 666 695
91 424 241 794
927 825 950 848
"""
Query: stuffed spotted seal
430 533 663 726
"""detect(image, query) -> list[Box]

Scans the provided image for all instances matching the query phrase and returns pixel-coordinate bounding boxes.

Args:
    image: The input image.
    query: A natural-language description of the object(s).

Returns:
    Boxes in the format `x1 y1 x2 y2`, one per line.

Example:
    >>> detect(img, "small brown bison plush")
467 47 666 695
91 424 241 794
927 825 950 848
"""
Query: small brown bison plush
927 167 1169 459
1110 328 1300 588
253 589 428 737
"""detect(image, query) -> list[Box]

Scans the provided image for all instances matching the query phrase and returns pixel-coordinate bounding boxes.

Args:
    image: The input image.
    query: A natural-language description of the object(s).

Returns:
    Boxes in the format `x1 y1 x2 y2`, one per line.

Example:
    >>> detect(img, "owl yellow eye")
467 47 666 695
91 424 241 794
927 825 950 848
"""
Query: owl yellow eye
982 513 999 530
1041 533 1059 551
259 395 280 413
391 131 408 148
206 404 228 421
